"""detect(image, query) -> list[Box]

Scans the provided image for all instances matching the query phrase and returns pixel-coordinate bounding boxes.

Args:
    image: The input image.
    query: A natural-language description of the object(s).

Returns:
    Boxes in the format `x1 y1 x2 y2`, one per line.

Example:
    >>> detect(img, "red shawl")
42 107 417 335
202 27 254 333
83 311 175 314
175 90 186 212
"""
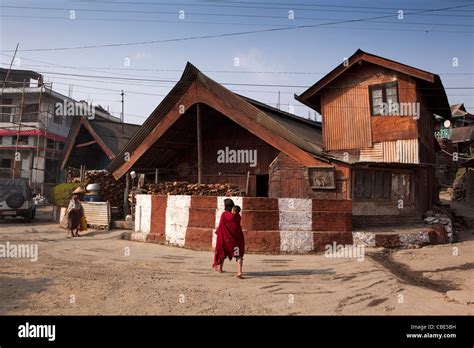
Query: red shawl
213 211 245 268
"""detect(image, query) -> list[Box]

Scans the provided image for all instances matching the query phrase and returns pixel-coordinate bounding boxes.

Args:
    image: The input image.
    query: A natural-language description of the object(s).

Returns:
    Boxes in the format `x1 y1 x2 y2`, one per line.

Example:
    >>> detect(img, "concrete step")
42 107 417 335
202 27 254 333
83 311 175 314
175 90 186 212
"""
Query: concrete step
113 220 133 230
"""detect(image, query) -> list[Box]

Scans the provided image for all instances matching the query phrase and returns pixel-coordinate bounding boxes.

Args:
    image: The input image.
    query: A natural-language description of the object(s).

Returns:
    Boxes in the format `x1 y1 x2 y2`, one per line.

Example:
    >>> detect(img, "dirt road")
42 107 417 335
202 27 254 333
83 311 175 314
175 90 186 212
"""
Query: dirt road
0 206 472 315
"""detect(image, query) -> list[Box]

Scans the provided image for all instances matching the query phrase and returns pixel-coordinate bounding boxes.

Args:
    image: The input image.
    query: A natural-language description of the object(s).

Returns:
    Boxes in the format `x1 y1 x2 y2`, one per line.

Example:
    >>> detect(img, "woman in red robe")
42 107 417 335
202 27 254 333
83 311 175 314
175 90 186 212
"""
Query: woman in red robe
213 199 245 278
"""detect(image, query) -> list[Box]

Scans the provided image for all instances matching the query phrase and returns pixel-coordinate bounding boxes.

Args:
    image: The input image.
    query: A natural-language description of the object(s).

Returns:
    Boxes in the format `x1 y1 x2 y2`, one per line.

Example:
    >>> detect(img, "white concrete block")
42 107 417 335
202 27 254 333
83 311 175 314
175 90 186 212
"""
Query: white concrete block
134 195 152 233
278 198 312 231
165 195 191 247
280 231 313 253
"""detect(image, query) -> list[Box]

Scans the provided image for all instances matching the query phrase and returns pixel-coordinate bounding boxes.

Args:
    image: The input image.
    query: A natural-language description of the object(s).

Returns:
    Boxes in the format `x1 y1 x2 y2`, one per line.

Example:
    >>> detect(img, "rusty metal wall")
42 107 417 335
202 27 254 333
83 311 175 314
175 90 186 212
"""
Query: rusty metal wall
82 201 111 228
359 142 383 162
382 139 419 163
322 86 372 151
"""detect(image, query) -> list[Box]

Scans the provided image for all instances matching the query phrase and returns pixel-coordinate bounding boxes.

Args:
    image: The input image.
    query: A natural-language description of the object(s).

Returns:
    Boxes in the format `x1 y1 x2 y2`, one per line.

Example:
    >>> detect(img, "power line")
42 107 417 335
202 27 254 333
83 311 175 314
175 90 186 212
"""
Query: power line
25 71 474 89
70 0 474 17
2 14 473 34
3 56 473 76
3 68 474 96
3 6 474 27
2 3 473 52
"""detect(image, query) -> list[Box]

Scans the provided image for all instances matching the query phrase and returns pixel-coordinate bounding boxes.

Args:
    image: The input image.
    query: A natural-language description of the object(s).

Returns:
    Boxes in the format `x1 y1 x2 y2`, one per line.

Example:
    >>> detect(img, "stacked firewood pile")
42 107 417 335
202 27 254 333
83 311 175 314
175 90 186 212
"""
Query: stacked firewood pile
67 169 126 208
146 181 243 196
452 169 467 201
66 167 80 183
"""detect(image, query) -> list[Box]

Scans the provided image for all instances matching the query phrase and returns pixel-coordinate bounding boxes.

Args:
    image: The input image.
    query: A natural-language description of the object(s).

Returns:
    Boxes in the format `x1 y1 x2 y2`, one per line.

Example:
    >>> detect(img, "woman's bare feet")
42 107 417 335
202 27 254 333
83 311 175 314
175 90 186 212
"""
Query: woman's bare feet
235 273 243 279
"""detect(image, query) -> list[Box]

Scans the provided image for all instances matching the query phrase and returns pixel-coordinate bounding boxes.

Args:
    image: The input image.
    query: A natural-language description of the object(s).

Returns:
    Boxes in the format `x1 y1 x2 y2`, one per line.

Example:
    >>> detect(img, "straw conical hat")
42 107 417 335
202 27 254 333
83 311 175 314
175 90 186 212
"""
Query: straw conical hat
72 187 85 194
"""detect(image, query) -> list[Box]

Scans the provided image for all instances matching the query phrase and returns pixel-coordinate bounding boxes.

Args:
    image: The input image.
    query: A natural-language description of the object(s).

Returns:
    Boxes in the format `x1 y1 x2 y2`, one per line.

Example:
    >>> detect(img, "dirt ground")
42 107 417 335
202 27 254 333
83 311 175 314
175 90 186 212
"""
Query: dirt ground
0 205 473 315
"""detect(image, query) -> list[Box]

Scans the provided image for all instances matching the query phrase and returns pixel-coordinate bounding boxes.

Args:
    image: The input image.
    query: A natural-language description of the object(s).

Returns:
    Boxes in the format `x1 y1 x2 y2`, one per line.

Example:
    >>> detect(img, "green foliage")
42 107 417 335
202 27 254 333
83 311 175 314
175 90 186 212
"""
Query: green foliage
50 183 80 207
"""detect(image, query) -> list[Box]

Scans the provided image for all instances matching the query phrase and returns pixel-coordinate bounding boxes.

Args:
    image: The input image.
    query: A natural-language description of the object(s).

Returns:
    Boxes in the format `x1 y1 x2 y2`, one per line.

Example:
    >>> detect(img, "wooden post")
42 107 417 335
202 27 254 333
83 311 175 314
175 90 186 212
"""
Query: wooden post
155 168 159 184
245 171 250 196
33 82 43 191
196 103 202 183
124 173 130 217
12 80 26 178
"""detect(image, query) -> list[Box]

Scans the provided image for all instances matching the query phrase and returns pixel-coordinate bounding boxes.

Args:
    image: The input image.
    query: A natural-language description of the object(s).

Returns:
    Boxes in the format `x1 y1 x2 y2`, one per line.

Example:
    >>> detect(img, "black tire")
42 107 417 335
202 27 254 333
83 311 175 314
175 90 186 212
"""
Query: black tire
24 208 35 223
6 193 25 209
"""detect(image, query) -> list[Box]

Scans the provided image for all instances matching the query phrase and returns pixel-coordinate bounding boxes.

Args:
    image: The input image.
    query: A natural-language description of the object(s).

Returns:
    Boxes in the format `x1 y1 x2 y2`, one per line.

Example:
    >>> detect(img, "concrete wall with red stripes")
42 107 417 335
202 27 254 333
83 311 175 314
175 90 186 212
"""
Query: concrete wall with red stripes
134 195 352 254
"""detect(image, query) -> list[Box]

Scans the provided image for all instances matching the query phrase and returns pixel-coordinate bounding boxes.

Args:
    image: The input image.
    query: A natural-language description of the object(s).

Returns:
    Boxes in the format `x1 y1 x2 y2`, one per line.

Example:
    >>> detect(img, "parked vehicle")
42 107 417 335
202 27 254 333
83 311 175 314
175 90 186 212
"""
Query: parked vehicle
0 178 36 222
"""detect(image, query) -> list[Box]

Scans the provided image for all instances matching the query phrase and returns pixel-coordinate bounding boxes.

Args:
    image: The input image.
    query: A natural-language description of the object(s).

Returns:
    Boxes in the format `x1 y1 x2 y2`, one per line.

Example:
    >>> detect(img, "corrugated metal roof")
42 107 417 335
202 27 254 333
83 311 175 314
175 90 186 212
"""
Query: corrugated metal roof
89 120 141 155
450 126 474 143
60 117 140 168
107 62 335 175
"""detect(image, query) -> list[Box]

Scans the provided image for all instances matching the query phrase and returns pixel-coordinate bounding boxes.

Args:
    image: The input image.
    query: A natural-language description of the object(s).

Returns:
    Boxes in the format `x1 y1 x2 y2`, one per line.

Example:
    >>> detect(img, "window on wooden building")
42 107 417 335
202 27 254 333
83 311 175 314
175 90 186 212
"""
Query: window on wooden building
308 166 336 189
1 98 13 122
23 103 39 122
369 81 398 116
353 169 391 200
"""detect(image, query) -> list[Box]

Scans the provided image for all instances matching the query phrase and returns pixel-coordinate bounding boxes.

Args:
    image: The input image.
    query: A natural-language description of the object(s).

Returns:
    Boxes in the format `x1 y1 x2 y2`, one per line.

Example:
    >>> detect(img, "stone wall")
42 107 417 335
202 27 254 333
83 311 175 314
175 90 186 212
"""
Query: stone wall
134 195 353 254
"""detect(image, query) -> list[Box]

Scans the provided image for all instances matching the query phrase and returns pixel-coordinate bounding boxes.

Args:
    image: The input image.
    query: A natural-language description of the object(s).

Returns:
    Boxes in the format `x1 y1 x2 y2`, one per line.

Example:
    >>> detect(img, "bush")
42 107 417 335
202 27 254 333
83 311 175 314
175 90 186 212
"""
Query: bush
50 183 80 207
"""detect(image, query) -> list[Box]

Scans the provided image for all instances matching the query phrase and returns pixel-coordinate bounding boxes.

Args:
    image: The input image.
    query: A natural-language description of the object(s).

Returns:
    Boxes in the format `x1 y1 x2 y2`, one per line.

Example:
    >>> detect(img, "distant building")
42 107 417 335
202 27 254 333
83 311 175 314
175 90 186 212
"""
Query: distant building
0 68 119 193
60 116 141 170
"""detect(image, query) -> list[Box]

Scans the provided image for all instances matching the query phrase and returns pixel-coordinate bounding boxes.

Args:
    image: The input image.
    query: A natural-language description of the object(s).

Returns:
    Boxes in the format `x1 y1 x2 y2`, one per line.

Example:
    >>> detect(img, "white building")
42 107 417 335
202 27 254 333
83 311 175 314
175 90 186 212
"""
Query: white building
0 68 119 194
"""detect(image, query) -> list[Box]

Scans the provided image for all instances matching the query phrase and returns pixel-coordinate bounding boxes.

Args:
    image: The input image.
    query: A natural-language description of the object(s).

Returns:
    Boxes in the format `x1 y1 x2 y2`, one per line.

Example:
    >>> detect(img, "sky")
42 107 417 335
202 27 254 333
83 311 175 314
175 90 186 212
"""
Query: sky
0 0 473 125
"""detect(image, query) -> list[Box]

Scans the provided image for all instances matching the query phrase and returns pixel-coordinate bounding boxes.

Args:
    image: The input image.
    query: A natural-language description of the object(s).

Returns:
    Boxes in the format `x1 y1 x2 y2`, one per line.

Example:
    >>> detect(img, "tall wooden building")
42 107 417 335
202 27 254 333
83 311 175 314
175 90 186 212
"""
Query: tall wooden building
296 49 451 226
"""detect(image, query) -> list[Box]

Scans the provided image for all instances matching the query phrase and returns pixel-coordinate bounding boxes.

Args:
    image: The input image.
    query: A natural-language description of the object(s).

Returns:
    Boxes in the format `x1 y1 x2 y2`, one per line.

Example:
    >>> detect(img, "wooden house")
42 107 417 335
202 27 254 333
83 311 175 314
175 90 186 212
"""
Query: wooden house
107 63 351 201
296 49 451 226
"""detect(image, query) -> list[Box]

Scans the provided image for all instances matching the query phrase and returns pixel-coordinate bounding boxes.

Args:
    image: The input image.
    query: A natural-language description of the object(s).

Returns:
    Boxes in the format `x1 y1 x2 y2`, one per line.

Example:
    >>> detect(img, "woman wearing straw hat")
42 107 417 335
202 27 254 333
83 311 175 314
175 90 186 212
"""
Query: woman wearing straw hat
67 187 85 237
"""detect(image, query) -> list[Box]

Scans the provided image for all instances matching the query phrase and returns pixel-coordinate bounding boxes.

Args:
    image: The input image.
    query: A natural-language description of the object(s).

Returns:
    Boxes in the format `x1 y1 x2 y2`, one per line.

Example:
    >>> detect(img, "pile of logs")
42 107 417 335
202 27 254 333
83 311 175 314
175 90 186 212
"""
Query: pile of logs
66 167 81 183
147 181 243 196
67 169 126 208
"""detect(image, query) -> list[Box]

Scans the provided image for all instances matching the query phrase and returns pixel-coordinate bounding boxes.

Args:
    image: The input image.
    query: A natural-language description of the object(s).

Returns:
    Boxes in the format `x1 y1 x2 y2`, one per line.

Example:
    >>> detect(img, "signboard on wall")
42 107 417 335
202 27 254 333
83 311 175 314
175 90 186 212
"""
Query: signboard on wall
308 166 336 190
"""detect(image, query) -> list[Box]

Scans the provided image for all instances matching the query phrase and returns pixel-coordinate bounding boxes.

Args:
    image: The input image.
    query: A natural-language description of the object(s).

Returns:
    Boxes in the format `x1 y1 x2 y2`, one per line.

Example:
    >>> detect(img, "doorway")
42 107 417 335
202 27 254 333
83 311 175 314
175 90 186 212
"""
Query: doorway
256 174 269 197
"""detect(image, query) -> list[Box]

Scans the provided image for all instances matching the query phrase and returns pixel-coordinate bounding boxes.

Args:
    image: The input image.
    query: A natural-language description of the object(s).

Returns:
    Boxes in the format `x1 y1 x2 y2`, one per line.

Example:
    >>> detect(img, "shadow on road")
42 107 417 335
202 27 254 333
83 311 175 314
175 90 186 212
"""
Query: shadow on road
244 268 335 278
0 276 52 314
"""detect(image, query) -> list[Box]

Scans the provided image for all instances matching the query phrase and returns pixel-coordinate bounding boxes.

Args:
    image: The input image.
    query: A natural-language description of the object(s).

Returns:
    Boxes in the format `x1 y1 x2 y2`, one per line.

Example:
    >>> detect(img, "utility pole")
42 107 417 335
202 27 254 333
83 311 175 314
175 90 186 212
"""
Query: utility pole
33 82 43 191
276 90 281 110
1 43 19 91
121 89 124 133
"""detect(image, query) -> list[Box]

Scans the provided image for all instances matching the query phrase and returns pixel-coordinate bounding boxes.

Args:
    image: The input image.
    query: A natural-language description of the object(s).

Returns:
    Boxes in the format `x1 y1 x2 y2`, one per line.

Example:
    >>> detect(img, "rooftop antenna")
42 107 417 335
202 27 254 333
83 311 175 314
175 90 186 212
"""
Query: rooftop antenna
276 90 281 110
68 84 74 98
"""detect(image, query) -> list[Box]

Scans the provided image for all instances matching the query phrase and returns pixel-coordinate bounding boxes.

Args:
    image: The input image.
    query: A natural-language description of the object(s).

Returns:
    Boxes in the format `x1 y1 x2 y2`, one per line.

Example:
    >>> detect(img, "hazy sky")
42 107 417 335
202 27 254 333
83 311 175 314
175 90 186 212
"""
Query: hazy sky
1 0 473 124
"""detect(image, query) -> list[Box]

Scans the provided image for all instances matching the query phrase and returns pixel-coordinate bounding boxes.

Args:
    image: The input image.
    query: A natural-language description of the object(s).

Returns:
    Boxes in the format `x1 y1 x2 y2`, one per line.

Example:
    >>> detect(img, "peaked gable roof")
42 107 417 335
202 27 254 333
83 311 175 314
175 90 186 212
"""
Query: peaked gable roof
295 49 451 117
108 62 339 179
60 117 140 170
